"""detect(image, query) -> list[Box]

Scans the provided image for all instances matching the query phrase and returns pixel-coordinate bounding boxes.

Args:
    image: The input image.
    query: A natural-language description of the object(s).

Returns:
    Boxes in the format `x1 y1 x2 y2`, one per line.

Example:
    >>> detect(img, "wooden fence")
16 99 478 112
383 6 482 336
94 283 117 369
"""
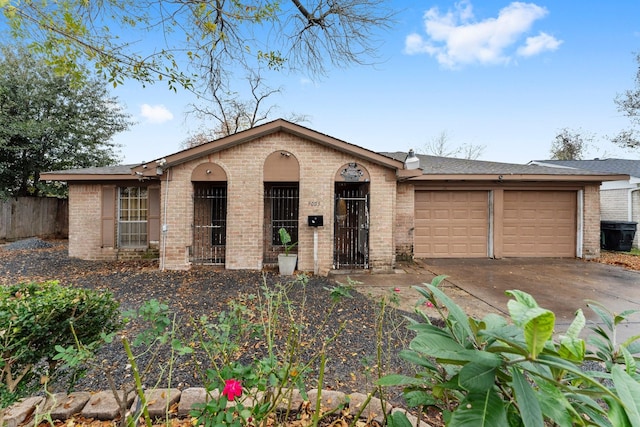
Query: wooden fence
0 197 68 241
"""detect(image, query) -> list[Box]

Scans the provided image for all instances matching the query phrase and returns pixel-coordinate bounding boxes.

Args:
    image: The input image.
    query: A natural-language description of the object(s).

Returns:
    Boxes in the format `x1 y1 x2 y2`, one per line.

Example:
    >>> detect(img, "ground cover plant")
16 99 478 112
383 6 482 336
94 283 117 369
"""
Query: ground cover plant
380 276 640 427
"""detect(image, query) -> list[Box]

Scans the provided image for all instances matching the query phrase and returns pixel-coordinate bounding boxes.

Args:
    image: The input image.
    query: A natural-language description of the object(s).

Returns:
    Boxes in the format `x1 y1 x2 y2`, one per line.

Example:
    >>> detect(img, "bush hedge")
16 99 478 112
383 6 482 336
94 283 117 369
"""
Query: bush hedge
1 281 122 405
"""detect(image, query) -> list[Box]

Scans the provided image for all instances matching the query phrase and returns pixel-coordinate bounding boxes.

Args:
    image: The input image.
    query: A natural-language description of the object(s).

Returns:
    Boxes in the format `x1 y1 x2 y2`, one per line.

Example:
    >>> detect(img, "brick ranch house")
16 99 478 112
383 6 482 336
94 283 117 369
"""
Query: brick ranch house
42 119 627 275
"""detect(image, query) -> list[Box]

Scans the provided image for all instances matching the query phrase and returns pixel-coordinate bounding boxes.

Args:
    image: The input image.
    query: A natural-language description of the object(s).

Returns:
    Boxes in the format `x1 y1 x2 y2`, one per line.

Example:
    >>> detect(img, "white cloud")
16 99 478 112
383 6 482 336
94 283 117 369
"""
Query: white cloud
517 31 563 56
140 104 174 124
405 1 562 68
299 77 315 87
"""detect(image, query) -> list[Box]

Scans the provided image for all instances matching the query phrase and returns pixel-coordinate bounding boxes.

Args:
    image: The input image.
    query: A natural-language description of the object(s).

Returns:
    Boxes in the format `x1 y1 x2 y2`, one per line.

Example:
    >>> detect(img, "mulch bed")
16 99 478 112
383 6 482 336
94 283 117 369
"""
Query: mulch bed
0 240 419 408
4 240 639 427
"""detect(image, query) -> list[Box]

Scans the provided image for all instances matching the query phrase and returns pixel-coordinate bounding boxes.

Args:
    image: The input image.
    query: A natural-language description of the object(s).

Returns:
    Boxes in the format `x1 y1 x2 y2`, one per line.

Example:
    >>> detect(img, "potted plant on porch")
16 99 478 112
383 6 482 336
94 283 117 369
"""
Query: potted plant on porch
277 227 297 275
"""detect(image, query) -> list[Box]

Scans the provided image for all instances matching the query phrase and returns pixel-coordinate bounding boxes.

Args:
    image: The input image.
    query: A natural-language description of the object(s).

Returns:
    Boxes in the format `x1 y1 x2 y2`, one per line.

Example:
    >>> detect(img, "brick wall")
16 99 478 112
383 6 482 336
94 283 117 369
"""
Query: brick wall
582 183 601 259
394 182 414 259
68 184 118 260
159 132 397 274
69 183 161 261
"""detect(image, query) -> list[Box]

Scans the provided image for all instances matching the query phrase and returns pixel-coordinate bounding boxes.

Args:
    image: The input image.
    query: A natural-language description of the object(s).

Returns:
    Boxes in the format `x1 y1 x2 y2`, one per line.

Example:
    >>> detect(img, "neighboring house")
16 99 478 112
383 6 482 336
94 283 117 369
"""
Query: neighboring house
531 159 640 249
41 120 627 274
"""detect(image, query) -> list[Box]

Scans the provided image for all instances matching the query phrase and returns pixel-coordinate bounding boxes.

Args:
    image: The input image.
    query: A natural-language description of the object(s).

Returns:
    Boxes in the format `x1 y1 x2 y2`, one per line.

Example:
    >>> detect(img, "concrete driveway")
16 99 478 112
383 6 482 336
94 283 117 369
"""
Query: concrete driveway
343 258 640 343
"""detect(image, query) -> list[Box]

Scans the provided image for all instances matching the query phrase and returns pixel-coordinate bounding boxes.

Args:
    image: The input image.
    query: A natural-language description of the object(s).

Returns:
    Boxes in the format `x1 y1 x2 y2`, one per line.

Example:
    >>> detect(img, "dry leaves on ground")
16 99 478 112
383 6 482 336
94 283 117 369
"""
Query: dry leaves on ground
597 250 640 271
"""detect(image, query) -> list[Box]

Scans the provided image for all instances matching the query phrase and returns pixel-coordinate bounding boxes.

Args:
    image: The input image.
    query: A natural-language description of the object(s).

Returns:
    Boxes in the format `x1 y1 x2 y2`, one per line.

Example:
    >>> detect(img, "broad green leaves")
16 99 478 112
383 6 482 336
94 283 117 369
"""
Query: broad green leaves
378 276 640 427
511 368 543 427
448 390 508 427
611 364 640 427
506 289 555 359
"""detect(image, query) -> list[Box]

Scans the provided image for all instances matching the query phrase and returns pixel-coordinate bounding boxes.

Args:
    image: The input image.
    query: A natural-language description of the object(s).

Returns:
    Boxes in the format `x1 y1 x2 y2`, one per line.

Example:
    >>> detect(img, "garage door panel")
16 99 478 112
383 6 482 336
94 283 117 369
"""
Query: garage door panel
434 209 450 219
471 210 487 219
452 209 471 219
414 191 488 258
502 191 576 257
452 226 472 236
470 242 486 252
434 226 451 236
469 226 487 237
504 212 518 220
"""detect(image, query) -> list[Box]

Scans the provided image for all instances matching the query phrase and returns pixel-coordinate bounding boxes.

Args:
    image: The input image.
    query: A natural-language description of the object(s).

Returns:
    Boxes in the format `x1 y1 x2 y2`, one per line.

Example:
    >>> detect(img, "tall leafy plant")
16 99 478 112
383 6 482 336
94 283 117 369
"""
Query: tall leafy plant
379 276 640 427
278 227 297 256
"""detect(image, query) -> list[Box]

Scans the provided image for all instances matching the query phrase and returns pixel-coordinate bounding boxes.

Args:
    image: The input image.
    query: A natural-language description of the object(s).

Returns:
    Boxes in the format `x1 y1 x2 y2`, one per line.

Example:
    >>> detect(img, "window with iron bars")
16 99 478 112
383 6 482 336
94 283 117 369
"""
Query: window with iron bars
264 184 299 262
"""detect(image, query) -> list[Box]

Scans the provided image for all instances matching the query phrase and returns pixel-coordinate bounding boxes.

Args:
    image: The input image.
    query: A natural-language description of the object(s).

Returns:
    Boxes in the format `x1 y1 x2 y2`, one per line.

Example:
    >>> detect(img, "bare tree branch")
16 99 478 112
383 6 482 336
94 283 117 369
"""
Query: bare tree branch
613 53 640 149
184 65 308 148
2 0 395 93
419 131 485 160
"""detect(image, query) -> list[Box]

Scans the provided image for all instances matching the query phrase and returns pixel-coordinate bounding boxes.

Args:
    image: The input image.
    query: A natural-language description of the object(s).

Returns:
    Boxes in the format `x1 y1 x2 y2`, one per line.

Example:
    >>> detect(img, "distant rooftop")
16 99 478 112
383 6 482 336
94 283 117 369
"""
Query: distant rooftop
532 159 640 177
382 152 618 176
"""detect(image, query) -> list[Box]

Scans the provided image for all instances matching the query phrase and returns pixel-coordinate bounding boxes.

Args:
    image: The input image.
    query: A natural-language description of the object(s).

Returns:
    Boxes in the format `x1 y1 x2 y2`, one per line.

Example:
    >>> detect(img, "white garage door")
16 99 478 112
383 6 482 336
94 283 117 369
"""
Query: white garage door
414 191 489 258
502 191 576 257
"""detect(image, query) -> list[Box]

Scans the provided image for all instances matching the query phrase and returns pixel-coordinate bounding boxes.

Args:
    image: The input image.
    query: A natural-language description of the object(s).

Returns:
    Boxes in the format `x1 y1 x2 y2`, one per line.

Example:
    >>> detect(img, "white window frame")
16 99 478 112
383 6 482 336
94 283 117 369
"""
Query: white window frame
118 187 148 248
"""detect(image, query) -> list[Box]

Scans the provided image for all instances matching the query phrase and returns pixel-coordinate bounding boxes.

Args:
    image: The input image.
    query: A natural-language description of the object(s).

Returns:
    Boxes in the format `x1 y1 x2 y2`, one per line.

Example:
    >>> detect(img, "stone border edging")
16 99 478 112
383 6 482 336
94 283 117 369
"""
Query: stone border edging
2 388 428 427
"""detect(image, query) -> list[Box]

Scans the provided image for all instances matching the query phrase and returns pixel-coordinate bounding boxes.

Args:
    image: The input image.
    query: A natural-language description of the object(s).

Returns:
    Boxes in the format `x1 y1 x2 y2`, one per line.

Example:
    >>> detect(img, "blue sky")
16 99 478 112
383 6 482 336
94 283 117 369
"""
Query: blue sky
112 0 640 165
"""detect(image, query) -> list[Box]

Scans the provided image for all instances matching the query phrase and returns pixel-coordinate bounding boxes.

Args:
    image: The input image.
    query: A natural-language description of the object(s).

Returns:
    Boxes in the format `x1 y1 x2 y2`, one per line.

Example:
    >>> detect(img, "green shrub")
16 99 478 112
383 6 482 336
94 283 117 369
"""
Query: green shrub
0 281 122 404
379 276 640 427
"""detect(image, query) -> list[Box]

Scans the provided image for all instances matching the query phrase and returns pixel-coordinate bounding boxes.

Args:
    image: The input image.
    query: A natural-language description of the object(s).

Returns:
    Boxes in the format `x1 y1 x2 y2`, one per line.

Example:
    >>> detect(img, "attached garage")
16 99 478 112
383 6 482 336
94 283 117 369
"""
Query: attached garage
412 188 580 259
414 190 489 258
502 190 577 257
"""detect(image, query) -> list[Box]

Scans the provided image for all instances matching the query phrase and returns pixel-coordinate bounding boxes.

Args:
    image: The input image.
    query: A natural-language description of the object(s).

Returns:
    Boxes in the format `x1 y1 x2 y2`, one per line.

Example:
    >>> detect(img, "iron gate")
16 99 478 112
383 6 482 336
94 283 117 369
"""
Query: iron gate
334 183 369 269
191 183 227 264
263 184 299 264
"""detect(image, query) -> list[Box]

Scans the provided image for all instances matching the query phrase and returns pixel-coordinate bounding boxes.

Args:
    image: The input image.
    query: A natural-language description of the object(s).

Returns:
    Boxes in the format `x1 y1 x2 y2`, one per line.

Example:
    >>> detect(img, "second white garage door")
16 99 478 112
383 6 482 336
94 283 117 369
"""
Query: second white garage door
502 190 577 257
414 191 489 257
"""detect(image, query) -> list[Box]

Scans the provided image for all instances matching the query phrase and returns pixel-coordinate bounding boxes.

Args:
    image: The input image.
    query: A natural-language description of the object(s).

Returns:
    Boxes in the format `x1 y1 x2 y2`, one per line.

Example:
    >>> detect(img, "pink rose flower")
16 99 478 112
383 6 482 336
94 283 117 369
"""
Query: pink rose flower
394 287 401 292
222 379 242 401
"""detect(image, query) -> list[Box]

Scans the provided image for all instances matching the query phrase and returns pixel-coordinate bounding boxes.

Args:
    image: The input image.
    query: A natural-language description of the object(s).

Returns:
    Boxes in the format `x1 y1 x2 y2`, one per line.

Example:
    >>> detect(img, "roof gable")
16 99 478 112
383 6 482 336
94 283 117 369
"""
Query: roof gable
133 119 404 177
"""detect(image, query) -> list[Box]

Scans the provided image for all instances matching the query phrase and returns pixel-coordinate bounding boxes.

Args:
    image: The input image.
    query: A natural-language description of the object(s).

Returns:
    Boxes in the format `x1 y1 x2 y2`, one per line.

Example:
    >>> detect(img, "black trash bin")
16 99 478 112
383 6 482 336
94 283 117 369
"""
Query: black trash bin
601 221 637 251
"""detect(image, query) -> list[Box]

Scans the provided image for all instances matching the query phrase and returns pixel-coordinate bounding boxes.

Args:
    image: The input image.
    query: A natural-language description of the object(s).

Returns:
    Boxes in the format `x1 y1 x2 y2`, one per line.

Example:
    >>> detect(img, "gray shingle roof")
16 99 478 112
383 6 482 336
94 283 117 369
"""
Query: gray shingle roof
381 152 615 176
533 159 640 177
43 165 136 175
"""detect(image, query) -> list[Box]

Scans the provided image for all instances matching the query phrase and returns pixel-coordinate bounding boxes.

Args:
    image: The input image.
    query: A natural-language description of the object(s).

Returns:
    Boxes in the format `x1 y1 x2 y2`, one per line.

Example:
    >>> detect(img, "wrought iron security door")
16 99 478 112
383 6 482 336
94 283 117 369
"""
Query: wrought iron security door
191 183 227 264
334 183 369 269
263 184 299 264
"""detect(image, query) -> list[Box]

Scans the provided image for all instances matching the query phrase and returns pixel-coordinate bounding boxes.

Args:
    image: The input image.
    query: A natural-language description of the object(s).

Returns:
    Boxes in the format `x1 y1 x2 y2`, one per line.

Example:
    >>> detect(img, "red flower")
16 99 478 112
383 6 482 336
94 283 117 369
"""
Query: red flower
222 379 242 401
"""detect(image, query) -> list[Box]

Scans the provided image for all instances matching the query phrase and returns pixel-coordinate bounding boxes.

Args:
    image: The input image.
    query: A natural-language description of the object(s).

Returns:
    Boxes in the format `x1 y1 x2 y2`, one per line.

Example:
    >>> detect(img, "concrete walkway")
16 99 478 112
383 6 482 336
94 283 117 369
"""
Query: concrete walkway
342 258 640 343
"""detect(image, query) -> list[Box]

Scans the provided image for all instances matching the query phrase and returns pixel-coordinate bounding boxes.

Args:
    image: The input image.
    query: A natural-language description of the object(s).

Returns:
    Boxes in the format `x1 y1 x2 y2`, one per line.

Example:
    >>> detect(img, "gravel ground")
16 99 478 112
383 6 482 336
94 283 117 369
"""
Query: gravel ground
0 239 419 405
